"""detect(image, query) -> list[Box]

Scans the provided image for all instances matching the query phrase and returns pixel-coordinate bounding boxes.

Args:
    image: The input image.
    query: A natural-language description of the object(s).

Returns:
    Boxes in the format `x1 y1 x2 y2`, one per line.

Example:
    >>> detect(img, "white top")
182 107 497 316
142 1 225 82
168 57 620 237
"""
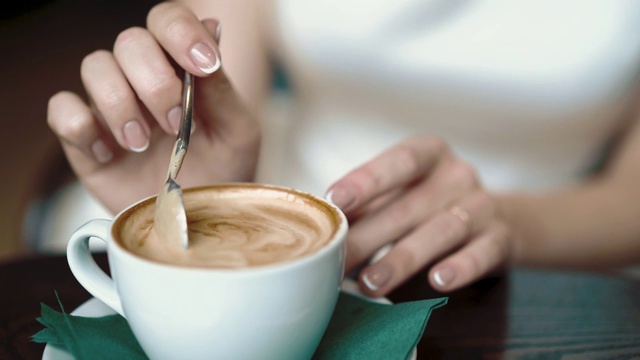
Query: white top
259 0 640 196
35 0 640 252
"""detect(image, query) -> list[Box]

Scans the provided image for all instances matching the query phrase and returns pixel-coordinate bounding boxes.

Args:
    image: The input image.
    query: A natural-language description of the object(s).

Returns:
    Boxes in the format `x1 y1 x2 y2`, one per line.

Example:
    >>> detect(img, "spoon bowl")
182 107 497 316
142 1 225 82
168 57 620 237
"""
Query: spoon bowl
154 71 194 249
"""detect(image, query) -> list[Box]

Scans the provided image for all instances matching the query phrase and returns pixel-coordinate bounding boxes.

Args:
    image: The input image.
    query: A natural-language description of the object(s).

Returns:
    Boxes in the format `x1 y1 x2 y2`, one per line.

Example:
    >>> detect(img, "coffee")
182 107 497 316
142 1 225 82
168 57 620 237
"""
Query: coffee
114 184 339 268
68 183 347 359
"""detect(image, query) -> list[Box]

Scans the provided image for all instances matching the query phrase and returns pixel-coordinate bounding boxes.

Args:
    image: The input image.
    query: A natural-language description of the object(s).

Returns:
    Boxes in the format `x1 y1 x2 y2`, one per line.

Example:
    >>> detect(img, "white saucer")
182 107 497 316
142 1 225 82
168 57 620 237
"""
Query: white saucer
42 279 417 360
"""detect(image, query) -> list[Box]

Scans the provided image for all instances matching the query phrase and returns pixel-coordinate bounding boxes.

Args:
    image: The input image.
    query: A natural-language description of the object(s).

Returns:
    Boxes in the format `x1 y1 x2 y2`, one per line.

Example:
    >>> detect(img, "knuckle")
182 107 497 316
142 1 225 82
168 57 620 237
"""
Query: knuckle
56 112 92 143
114 27 148 49
432 214 463 241
394 145 420 177
47 92 92 143
47 92 69 128
99 87 128 112
164 13 193 42
147 2 176 21
143 70 180 100
449 161 478 187
147 2 185 32
59 114 91 141
358 164 382 192
81 50 111 73
425 136 448 155
47 91 68 112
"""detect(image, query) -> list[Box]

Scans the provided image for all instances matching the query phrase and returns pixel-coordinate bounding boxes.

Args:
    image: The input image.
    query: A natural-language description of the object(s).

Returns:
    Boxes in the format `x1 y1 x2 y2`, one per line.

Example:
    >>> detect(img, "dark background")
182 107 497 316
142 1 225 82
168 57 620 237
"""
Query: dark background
0 0 161 260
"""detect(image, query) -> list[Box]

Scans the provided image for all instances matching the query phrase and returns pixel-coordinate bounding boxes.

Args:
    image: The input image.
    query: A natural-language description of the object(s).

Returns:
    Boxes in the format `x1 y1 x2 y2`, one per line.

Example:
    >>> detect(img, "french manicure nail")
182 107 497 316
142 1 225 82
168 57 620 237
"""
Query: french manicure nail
91 139 113 163
326 187 357 212
123 120 149 152
361 264 392 291
190 42 220 74
433 267 456 287
167 106 182 134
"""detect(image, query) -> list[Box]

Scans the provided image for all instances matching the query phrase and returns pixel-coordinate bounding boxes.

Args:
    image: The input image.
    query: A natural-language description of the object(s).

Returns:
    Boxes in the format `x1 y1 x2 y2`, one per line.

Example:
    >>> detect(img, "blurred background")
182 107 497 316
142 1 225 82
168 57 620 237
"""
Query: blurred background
3 0 640 266
0 0 161 261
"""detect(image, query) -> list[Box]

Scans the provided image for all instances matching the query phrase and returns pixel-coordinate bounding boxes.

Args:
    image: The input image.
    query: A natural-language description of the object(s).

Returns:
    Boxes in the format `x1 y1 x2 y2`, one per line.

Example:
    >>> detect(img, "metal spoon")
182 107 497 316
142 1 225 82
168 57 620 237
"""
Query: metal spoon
154 71 194 249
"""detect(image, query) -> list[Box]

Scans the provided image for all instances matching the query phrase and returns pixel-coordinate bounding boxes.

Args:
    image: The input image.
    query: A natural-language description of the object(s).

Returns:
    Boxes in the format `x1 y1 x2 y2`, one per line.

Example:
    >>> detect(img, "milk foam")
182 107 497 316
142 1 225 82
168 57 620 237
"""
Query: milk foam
116 185 337 268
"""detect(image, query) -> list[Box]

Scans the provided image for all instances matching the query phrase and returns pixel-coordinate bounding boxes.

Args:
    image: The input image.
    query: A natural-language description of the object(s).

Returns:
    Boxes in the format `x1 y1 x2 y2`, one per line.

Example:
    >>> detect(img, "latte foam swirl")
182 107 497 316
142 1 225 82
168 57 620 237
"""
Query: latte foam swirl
117 185 337 268
185 202 326 267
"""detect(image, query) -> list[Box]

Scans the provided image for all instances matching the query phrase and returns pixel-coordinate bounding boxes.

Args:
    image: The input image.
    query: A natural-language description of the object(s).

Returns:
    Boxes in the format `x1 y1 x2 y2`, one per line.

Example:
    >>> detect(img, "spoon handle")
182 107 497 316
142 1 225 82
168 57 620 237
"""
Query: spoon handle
168 71 194 180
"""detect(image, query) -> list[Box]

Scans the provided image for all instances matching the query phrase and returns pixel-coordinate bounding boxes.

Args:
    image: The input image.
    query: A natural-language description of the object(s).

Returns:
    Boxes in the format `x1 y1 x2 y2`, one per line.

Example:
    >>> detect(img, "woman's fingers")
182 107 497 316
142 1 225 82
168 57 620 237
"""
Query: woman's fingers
81 1 252 157
356 191 495 297
147 3 256 145
344 170 466 271
46 2 263 215
327 137 446 213
185 20 259 147
81 50 150 153
328 135 500 296
47 91 113 170
343 157 482 272
147 2 221 76
80 0 230 153
429 222 510 292
113 27 183 135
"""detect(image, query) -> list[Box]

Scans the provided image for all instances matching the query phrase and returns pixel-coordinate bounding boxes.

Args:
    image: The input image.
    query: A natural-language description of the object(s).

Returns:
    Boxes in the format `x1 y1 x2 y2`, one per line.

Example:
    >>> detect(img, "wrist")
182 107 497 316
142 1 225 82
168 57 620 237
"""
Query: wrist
492 192 546 267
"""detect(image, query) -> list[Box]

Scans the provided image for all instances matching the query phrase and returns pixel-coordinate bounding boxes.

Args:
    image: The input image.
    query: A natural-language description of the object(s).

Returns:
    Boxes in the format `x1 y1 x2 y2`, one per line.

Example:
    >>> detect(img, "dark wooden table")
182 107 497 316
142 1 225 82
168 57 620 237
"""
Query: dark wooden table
2 253 640 359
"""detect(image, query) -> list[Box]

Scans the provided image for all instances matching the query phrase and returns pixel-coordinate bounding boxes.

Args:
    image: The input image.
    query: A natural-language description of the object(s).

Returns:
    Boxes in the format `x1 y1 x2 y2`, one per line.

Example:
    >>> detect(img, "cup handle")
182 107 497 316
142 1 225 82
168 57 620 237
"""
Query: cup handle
67 219 125 316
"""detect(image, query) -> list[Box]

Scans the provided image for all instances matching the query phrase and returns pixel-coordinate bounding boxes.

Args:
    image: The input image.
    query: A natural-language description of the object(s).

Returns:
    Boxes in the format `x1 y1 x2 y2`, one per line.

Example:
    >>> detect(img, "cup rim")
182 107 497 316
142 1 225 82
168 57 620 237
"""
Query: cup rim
108 183 348 275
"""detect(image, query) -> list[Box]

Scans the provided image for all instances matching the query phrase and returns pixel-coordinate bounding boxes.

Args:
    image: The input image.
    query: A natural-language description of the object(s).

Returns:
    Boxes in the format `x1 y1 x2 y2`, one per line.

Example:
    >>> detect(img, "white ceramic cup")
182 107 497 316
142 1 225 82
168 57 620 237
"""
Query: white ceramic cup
67 184 348 360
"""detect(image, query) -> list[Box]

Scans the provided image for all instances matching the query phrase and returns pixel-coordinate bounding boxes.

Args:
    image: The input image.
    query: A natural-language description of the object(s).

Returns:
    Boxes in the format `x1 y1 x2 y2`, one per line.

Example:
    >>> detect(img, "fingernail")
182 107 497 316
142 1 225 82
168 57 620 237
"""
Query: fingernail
190 42 220 74
215 23 222 43
433 267 456 288
326 187 356 212
361 264 392 291
167 106 182 134
91 139 112 163
123 120 149 152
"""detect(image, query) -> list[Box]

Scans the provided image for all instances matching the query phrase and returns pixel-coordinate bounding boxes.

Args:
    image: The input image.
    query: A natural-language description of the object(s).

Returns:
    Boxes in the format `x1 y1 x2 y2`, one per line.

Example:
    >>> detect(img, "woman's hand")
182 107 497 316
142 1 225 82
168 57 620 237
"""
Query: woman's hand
327 136 514 295
47 2 260 214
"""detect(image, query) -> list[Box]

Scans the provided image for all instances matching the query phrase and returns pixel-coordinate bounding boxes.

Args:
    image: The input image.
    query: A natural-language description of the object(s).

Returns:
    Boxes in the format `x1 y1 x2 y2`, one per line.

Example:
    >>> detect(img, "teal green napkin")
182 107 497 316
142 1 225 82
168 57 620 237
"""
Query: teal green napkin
33 292 447 360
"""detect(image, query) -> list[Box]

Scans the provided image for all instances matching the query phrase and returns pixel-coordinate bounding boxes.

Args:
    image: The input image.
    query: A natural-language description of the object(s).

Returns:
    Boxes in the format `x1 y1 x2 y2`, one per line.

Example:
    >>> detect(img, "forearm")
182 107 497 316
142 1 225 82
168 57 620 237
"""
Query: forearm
495 94 640 270
496 176 640 269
